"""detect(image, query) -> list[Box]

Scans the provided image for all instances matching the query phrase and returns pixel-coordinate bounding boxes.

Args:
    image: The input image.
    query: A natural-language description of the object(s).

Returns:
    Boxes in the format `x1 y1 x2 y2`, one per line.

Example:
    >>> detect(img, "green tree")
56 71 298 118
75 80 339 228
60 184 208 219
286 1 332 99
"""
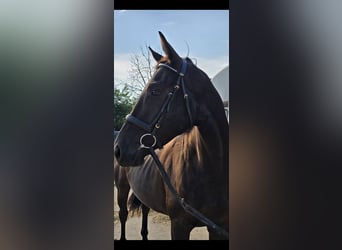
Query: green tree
114 86 136 130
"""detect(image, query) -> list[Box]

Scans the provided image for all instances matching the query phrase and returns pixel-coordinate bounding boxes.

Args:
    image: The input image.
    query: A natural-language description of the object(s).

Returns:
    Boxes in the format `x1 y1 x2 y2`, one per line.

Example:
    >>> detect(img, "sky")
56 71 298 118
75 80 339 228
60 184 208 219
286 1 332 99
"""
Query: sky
114 10 229 85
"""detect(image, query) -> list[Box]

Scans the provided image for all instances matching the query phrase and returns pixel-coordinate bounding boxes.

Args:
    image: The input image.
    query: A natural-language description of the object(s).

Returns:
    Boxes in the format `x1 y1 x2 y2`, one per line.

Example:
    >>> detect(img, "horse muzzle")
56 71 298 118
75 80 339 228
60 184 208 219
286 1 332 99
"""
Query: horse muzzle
114 143 146 167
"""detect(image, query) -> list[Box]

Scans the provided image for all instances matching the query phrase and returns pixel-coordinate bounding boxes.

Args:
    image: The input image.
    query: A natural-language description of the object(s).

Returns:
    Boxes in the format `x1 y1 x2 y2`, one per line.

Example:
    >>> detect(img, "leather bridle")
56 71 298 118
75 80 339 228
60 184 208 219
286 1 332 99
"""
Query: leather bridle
125 58 193 149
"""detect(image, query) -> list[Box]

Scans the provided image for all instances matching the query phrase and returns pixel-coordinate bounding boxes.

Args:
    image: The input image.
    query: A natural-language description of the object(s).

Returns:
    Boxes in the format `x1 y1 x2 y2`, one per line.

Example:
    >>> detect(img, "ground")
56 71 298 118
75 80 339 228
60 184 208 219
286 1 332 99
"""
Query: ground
114 186 209 240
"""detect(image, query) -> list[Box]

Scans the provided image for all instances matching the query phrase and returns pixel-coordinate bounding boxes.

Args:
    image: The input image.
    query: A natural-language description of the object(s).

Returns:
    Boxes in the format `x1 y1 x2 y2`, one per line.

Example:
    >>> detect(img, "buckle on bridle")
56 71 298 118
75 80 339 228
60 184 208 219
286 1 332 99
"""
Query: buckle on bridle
139 133 157 149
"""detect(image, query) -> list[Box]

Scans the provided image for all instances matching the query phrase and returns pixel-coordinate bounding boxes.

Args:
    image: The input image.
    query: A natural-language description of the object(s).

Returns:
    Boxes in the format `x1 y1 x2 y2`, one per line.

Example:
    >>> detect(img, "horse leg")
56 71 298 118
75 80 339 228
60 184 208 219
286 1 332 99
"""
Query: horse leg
170 219 193 240
140 204 150 240
116 173 130 240
207 225 229 240
117 189 129 240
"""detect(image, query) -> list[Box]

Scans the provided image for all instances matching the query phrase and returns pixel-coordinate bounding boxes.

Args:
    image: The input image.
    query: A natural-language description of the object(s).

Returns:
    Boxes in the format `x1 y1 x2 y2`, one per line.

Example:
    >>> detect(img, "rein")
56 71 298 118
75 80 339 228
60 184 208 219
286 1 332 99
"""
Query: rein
126 59 229 239
147 147 229 240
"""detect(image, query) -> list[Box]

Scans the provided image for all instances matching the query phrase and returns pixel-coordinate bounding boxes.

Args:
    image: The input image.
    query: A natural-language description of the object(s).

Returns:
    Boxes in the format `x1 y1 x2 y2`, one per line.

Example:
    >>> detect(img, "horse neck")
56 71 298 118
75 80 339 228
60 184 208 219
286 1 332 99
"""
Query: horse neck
193 100 229 173
187 68 228 169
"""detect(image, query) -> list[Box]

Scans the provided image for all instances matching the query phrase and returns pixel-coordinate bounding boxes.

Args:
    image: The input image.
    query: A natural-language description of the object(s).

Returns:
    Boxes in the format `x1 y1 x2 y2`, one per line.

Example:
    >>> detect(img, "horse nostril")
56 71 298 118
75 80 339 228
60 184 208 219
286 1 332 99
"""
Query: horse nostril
114 145 121 160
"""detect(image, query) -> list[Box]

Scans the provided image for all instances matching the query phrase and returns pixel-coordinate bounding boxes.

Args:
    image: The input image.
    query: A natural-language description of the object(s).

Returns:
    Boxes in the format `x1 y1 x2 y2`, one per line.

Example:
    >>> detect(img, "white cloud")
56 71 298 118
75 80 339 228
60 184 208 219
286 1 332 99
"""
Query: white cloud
114 53 131 82
193 56 229 79
114 53 229 84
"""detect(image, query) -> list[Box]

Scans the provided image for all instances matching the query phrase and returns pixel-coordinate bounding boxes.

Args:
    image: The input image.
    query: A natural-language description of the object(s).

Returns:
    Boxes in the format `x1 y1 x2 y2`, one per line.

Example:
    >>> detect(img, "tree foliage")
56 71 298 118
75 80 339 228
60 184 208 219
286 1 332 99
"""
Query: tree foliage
114 86 136 130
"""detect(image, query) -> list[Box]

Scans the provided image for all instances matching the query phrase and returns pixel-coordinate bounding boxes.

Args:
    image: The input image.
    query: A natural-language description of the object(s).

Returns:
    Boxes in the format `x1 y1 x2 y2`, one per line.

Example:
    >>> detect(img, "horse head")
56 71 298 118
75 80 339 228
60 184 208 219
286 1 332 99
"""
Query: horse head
114 31 221 167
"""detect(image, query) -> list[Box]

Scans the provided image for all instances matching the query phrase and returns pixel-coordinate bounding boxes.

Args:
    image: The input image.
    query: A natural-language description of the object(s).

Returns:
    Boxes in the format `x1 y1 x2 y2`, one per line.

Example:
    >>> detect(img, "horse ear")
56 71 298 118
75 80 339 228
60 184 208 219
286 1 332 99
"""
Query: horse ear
158 31 182 66
149 46 162 62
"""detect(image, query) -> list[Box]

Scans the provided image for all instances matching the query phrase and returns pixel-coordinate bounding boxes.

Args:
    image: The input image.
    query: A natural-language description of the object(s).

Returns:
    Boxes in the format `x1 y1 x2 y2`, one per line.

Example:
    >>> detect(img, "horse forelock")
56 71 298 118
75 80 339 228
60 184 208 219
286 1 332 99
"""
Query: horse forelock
157 56 170 65
155 56 194 70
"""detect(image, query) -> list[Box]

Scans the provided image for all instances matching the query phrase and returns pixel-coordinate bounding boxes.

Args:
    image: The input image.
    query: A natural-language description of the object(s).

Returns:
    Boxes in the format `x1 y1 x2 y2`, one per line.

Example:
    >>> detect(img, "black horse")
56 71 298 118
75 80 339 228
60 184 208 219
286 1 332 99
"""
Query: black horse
114 32 228 240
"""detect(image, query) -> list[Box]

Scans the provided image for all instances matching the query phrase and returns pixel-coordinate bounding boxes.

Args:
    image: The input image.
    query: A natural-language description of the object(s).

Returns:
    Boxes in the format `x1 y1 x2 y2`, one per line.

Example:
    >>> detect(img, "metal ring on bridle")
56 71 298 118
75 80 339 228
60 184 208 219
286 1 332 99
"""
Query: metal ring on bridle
139 133 157 149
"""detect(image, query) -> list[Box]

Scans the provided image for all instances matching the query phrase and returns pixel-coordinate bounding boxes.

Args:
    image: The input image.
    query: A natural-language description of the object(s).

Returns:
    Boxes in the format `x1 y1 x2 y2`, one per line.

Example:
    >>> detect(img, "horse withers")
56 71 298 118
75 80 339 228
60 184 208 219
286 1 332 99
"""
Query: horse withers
114 32 228 240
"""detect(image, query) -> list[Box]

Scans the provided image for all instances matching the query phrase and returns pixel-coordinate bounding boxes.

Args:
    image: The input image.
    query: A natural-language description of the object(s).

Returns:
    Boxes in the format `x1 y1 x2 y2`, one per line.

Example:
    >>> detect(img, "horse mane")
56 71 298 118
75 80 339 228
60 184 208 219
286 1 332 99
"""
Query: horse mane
160 126 208 166
181 126 207 164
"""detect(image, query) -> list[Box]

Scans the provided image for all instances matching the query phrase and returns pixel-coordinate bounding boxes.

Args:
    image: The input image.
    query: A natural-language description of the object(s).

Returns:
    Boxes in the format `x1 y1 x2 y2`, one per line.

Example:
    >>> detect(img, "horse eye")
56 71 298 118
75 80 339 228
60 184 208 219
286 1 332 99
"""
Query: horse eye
151 89 161 96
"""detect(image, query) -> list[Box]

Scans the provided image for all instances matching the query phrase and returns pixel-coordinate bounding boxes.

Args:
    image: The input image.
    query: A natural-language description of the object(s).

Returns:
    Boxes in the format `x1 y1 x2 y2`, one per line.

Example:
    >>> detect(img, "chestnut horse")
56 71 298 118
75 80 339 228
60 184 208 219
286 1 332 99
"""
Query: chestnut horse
114 32 228 240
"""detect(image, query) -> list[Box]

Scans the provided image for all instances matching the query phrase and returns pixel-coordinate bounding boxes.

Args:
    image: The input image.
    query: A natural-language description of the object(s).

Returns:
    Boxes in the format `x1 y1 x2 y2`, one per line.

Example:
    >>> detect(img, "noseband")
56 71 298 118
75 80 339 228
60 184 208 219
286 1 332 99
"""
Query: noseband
125 58 193 149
